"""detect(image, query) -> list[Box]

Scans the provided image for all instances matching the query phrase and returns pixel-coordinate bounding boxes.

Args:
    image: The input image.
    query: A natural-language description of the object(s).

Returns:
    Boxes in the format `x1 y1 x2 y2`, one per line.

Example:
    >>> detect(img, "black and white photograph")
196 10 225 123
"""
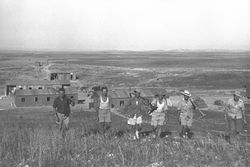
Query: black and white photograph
0 0 249 166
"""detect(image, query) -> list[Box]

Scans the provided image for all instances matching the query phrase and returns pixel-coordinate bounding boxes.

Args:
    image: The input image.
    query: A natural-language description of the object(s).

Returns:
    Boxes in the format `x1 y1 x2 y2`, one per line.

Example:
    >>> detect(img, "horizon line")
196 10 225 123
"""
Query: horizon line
0 48 250 53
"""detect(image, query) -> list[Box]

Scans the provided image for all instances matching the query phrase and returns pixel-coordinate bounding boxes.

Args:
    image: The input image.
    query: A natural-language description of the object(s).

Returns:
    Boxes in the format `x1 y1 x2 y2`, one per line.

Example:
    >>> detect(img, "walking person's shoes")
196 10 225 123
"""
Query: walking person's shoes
179 132 185 138
186 131 193 139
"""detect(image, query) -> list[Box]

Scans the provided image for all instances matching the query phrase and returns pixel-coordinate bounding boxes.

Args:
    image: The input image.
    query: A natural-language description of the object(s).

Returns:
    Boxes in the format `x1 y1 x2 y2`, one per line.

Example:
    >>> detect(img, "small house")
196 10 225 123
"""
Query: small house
5 80 70 96
14 87 78 107
109 89 132 108
49 70 78 81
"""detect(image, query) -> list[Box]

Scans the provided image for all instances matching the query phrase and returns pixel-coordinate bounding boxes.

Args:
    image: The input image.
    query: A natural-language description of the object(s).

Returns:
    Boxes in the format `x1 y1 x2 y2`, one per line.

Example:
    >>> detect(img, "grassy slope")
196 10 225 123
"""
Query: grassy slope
0 51 250 166
0 109 249 166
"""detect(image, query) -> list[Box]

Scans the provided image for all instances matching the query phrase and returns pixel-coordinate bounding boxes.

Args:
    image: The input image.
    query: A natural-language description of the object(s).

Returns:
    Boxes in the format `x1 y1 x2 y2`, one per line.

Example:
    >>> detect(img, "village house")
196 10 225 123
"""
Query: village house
14 87 78 107
48 70 78 81
5 80 70 96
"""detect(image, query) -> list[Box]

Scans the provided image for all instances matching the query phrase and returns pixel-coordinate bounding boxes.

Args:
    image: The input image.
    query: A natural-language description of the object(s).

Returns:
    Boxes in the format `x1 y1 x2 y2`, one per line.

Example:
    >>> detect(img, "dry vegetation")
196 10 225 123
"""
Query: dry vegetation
0 51 250 166
0 122 249 167
0 108 249 167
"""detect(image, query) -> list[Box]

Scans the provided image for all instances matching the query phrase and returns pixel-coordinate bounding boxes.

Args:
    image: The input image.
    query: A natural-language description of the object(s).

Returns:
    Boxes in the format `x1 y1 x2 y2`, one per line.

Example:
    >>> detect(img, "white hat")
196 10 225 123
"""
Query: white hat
180 90 191 97
233 91 241 97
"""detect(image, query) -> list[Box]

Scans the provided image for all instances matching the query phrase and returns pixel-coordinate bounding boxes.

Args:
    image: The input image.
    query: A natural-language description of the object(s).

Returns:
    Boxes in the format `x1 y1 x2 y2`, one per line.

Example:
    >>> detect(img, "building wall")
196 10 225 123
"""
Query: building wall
111 96 154 108
88 96 154 110
56 73 71 81
14 93 78 107
111 98 130 108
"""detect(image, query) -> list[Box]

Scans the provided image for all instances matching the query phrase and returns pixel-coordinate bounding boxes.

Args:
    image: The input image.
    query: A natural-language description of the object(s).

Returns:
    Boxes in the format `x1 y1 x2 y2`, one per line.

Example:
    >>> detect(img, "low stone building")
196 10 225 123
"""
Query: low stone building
14 87 78 107
49 70 78 81
5 80 70 96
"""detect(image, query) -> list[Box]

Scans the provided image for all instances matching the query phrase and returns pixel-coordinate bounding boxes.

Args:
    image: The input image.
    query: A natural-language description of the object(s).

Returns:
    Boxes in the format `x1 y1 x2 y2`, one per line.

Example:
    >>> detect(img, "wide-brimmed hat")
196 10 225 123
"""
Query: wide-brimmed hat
180 90 191 97
233 91 241 97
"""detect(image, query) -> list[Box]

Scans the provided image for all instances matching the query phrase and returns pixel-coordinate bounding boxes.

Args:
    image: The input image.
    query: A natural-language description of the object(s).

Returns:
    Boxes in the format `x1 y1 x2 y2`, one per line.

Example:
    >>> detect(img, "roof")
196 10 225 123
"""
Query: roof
49 70 72 74
14 87 77 96
109 89 131 99
140 88 168 97
6 80 70 86
15 88 57 96
109 88 169 99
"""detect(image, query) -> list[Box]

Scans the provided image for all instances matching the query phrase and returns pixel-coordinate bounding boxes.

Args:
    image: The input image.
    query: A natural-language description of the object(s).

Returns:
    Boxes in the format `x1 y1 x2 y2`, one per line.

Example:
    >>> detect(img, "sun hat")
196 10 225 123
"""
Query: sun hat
233 91 241 97
180 90 191 97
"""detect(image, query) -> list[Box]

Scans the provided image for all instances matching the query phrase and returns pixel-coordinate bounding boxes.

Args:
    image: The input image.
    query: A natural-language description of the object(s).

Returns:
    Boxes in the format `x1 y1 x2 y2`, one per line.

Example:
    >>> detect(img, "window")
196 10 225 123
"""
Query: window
71 96 74 99
29 87 32 90
47 97 50 101
38 87 42 90
21 98 25 102
120 101 124 107
34 97 38 102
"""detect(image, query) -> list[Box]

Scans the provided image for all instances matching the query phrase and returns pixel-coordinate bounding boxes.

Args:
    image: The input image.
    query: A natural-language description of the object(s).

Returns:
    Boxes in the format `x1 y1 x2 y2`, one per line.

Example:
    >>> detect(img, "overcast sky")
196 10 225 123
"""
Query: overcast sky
0 0 249 51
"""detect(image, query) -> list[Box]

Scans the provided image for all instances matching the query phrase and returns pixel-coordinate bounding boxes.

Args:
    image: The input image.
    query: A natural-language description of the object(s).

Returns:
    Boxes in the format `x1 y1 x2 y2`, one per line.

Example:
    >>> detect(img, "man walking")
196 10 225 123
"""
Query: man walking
53 88 75 137
177 90 196 139
124 89 150 139
95 86 112 133
150 93 172 138
225 91 246 143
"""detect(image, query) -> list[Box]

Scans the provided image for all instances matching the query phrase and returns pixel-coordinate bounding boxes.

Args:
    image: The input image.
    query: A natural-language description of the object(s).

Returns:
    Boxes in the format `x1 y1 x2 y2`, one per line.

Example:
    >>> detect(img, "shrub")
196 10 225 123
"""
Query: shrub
214 100 224 106
193 96 208 108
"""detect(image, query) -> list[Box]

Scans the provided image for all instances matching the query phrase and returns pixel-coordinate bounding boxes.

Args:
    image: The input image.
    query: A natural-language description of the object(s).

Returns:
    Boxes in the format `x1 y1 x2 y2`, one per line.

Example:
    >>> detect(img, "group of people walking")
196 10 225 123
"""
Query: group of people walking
52 87 247 143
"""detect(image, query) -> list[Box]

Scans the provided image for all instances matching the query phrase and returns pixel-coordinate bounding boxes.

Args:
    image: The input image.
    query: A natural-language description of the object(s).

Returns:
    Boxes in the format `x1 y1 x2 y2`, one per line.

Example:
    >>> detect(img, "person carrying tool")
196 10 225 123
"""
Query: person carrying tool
177 90 197 139
123 89 150 139
224 91 246 143
150 93 172 138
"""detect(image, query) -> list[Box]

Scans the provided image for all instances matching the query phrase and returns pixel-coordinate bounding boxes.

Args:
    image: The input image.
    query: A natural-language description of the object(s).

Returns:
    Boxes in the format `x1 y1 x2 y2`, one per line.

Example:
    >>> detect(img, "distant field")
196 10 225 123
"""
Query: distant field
0 51 249 91
0 51 249 89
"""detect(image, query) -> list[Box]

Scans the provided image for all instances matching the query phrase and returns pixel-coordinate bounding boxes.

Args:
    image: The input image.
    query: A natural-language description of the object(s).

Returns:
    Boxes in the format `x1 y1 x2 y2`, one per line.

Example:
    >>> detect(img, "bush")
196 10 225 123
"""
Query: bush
193 96 208 108
214 100 224 106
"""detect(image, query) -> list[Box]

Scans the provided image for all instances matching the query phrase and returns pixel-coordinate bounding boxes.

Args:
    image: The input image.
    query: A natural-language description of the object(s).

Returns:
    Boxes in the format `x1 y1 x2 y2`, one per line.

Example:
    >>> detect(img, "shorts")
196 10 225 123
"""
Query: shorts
57 112 69 127
98 109 111 123
180 113 193 127
227 117 243 135
128 115 142 125
151 112 165 126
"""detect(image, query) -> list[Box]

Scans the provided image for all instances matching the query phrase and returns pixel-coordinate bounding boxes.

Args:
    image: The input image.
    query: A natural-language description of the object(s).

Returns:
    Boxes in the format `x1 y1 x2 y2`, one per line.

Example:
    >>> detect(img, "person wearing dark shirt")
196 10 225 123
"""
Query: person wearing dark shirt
53 88 75 134
124 89 150 139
